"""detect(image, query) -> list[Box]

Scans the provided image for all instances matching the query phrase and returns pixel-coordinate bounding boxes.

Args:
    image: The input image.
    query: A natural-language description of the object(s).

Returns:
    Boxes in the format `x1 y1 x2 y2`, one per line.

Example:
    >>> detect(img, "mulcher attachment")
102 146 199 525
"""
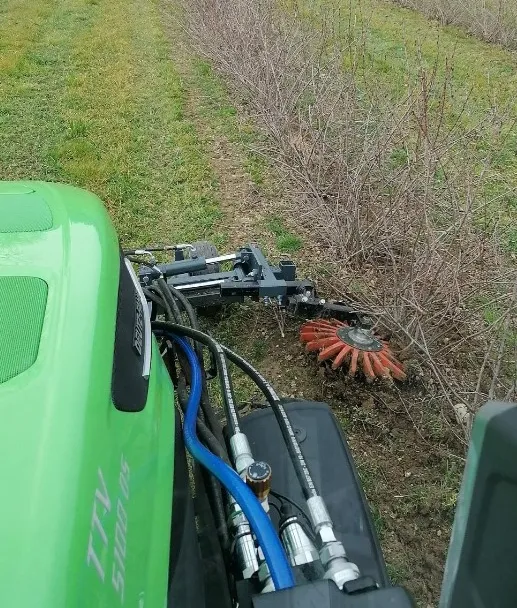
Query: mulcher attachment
300 319 406 381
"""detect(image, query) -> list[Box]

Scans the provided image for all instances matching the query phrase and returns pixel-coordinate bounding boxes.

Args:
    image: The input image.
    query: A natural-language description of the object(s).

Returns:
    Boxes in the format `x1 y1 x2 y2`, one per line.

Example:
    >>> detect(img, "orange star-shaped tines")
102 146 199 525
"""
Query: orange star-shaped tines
300 319 406 381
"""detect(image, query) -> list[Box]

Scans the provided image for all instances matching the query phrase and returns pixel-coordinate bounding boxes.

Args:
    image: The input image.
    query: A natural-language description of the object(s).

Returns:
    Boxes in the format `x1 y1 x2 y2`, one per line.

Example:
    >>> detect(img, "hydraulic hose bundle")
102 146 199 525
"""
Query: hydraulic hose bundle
153 321 241 436
164 333 294 591
149 278 360 595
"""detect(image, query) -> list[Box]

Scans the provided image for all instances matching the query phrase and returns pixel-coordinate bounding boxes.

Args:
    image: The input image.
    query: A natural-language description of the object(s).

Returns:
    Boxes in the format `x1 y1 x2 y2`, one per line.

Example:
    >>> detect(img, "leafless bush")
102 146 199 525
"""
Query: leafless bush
181 0 515 423
394 0 517 48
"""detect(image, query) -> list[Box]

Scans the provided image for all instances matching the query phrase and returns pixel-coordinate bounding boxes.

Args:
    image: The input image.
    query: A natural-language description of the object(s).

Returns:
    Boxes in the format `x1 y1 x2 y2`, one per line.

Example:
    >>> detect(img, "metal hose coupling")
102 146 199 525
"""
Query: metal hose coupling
279 516 319 567
230 432 255 477
307 495 360 589
227 497 259 579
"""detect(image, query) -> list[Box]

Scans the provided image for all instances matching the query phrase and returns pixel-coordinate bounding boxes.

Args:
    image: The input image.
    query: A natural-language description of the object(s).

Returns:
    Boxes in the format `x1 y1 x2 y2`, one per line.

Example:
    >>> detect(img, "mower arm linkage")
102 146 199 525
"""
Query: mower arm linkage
133 243 371 327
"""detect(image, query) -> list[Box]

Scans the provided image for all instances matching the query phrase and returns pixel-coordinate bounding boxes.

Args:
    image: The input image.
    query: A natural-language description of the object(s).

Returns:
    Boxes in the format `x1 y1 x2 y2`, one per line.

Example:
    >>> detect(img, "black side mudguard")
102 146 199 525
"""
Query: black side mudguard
240 400 389 587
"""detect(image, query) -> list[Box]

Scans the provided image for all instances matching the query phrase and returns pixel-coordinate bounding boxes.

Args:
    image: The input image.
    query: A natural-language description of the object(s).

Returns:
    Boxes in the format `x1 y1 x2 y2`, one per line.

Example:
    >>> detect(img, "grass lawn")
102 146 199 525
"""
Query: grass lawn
0 0 223 245
287 0 517 249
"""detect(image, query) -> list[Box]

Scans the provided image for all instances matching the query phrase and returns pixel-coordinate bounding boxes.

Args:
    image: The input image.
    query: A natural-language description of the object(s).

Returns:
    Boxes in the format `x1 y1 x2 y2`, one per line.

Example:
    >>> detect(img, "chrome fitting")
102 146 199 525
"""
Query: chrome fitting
317 523 337 545
280 517 319 567
320 540 347 567
307 496 361 589
235 533 259 579
323 553 360 589
227 496 247 527
307 495 333 533
229 433 255 476
319 539 360 589
227 498 259 579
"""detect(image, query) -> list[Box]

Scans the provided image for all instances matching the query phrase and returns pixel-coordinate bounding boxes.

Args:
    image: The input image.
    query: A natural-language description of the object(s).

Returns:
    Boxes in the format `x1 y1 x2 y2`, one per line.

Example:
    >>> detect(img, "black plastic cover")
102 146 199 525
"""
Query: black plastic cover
440 401 517 608
112 254 149 411
252 580 414 608
239 401 389 586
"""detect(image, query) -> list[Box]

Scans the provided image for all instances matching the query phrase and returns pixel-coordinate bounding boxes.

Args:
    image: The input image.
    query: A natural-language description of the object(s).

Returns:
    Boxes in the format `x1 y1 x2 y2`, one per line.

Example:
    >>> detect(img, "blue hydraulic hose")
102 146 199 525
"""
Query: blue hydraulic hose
162 332 295 591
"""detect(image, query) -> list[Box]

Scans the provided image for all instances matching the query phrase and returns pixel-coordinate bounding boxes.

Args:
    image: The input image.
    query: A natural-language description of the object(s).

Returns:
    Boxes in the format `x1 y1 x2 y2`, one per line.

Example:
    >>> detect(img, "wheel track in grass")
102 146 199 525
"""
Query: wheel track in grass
0 0 222 245
159 3 278 252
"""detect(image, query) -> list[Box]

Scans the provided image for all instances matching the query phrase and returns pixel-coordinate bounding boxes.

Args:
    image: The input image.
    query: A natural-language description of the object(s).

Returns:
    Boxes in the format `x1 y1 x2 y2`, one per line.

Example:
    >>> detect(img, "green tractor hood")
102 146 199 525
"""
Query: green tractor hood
0 182 175 608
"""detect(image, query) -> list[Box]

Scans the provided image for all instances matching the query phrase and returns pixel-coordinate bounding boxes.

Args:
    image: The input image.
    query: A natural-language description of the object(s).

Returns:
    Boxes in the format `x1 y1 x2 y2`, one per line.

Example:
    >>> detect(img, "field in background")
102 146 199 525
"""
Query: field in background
0 0 222 245
393 0 517 48
1 0 517 606
291 0 517 245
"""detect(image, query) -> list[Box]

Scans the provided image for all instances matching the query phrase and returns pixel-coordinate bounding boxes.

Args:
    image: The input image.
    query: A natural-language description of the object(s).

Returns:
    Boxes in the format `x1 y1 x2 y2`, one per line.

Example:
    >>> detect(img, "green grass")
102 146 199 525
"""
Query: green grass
400 460 460 520
266 216 303 252
200 303 271 407
189 59 273 189
0 0 222 246
386 560 412 586
284 0 517 249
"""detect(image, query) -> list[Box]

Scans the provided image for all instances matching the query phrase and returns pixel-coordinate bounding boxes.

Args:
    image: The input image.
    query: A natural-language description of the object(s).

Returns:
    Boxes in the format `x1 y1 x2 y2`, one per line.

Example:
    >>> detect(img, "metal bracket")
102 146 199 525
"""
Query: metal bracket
134 242 368 326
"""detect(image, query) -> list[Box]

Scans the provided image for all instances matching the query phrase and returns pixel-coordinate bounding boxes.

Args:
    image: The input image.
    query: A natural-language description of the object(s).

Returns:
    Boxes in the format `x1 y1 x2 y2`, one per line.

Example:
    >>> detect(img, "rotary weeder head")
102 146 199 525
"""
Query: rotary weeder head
300 319 406 382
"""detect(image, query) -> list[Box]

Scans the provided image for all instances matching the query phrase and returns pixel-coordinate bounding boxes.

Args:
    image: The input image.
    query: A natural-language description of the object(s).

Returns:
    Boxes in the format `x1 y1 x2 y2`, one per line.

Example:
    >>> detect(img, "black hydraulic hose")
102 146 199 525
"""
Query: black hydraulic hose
152 284 176 322
176 381 231 551
157 278 184 324
148 299 231 552
162 284 226 448
175 368 231 552
222 346 318 500
202 465 231 551
148 285 225 447
151 285 206 423
167 285 200 329
153 321 241 436
155 317 316 499
143 287 163 309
